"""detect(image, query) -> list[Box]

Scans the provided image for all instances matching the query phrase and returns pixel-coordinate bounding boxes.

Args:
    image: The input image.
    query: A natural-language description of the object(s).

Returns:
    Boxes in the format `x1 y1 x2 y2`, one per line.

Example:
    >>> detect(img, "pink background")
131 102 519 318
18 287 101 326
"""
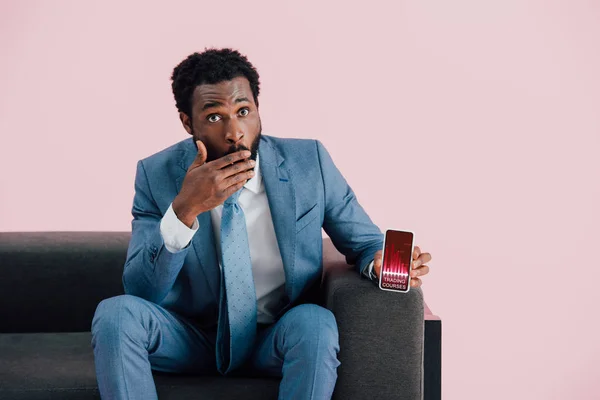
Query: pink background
1 1 599 398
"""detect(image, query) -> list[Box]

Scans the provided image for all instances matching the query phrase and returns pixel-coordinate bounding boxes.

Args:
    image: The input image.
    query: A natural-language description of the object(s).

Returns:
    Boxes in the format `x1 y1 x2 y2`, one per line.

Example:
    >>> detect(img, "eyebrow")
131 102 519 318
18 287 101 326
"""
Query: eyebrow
201 97 250 111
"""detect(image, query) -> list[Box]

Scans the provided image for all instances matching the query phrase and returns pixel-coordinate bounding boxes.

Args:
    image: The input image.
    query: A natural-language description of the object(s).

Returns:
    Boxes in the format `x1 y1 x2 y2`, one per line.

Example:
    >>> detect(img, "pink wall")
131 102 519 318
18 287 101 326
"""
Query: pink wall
1 0 599 398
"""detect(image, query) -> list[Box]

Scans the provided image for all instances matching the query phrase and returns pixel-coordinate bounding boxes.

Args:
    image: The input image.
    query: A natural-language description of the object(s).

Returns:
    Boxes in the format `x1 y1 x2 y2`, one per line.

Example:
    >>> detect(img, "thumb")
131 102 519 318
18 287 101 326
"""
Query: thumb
374 255 382 277
374 250 382 278
193 140 208 166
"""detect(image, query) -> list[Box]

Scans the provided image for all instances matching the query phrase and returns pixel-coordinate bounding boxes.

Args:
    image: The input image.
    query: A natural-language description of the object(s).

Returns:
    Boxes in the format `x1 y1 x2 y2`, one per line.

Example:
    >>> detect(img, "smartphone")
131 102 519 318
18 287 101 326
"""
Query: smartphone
378 229 415 293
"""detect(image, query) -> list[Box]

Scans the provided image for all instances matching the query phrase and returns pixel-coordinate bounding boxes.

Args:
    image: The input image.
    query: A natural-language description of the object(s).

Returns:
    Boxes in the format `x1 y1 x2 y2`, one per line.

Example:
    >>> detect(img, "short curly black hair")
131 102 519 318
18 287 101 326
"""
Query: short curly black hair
171 48 261 117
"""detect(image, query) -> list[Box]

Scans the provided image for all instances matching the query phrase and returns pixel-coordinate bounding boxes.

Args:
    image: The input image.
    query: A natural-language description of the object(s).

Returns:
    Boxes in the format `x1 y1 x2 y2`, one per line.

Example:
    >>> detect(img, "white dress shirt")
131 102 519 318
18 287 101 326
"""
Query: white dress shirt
159 155 376 324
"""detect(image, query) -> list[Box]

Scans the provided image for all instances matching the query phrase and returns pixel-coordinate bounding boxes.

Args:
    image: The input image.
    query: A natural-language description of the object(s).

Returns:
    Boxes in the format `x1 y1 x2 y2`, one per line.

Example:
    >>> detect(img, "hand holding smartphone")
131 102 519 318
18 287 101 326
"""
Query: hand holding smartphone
378 229 414 293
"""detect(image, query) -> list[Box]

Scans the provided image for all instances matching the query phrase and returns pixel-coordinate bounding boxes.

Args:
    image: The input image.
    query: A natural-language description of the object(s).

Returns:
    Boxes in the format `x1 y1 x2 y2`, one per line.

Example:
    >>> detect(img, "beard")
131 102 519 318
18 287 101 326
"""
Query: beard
225 124 262 164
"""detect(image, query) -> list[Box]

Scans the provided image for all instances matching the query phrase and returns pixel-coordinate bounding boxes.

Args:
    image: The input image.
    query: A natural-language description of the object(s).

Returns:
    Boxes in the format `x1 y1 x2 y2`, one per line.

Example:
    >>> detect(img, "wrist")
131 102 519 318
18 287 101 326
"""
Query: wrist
172 196 200 228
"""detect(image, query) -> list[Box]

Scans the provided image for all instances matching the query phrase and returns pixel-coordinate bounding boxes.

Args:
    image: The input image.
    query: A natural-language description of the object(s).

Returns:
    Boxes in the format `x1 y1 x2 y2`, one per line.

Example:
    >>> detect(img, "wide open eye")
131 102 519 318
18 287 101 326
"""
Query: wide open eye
207 114 222 123
238 108 250 117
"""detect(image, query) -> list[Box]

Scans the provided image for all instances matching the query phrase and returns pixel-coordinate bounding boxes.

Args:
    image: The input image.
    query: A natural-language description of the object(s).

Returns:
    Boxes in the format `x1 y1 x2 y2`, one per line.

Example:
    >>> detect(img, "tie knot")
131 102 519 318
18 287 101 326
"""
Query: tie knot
224 189 242 206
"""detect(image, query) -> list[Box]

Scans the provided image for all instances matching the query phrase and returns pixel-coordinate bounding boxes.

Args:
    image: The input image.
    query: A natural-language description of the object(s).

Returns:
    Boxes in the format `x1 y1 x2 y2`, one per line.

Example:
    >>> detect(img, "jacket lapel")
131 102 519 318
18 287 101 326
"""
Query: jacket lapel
258 138 298 301
189 212 220 301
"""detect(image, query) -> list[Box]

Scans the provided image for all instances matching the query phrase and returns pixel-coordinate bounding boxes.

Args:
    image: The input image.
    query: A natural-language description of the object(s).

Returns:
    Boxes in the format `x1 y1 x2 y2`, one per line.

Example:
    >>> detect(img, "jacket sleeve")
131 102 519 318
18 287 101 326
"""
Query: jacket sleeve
316 140 384 274
122 160 190 303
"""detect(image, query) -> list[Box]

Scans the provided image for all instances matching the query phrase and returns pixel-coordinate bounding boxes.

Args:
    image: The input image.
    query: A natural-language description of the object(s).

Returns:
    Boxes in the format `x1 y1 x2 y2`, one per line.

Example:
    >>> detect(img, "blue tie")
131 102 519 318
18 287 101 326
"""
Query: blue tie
216 188 257 375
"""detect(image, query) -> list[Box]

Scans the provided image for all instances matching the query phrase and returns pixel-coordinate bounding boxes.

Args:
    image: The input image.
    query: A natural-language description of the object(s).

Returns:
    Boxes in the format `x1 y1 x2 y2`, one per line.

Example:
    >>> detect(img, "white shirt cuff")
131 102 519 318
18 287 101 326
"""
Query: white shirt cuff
362 259 375 280
160 203 199 253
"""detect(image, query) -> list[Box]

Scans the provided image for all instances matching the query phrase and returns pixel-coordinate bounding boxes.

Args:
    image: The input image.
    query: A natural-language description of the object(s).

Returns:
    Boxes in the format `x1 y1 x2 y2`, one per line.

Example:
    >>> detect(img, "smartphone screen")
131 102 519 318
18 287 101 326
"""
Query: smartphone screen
379 230 414 292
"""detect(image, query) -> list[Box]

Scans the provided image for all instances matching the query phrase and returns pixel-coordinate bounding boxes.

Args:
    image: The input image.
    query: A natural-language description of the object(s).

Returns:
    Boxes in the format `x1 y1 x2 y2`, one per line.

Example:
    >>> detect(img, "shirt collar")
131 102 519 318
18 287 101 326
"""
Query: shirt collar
243 153 262 194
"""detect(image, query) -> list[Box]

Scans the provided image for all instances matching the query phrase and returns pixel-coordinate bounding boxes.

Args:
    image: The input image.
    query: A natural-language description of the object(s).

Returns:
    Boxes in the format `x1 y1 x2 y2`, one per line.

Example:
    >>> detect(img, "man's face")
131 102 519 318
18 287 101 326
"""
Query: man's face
181 76 261 163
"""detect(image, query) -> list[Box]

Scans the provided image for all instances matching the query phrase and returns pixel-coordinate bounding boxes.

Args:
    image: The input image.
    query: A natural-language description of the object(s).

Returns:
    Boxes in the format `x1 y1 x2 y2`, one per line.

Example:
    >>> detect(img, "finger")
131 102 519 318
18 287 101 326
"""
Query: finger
191 140 208 167
410 277 422 288
219 158 256 179
222 168 255 189
413 252 432 269
221 179 247 199
413 245 421 260
211 150 252 169
419 252 432 264
410 264 429 278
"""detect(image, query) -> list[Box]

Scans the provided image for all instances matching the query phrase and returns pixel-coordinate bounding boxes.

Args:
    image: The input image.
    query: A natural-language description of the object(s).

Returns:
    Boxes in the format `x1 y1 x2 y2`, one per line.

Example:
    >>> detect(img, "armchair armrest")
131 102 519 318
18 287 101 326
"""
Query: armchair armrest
323 266 424 400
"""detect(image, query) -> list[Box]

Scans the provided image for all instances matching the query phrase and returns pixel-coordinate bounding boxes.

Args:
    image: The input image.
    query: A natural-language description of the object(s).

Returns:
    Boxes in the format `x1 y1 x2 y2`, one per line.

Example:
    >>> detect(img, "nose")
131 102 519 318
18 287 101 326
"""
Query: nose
225 119 244 145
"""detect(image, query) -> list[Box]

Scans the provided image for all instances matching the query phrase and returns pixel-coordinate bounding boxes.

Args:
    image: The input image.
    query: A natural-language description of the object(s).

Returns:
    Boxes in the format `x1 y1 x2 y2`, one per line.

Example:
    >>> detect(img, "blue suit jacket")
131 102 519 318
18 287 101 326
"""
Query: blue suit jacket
123 135 384 327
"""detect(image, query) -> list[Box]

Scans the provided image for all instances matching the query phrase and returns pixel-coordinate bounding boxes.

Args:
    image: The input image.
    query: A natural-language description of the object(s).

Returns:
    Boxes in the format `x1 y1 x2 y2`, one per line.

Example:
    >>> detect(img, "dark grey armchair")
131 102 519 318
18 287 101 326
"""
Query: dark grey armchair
0 232 441 399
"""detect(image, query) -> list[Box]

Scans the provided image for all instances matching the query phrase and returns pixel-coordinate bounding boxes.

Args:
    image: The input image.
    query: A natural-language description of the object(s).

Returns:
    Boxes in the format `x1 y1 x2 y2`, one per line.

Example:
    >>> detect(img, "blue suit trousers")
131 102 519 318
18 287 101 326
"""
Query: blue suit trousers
91 294 340 399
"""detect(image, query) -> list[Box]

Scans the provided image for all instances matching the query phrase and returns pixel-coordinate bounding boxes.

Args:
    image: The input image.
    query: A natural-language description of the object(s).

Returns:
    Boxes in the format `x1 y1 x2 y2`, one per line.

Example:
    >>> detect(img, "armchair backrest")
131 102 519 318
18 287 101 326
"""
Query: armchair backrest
0 232 350 333
0 232 128 333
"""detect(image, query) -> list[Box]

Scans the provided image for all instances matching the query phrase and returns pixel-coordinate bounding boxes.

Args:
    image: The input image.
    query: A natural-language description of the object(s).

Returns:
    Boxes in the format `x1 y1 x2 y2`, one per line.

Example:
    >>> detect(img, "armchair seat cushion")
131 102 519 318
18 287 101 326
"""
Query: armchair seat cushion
0 332 279 400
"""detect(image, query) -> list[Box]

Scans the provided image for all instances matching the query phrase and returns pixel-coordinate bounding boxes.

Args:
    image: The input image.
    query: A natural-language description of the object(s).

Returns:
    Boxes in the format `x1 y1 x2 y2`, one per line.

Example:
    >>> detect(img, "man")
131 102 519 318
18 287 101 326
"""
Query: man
91 48 432 400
